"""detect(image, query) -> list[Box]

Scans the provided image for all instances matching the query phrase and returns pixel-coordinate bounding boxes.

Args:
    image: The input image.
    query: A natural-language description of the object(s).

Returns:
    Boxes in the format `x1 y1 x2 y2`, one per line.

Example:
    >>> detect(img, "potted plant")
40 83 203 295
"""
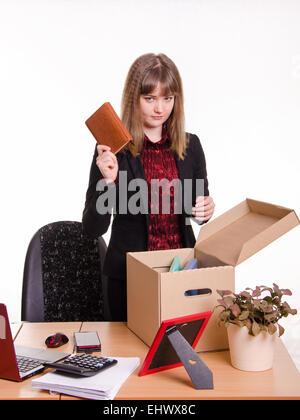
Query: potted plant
215 283 297 371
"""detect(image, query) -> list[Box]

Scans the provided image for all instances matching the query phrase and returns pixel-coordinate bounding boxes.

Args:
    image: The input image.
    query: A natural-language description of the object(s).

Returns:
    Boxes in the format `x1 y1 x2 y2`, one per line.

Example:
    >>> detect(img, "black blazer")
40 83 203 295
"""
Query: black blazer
82 133 209 279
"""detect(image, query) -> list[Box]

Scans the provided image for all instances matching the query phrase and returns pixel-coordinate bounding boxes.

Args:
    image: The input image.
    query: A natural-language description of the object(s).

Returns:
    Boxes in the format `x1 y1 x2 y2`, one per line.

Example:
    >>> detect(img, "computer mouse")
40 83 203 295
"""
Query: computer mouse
45 332 69 348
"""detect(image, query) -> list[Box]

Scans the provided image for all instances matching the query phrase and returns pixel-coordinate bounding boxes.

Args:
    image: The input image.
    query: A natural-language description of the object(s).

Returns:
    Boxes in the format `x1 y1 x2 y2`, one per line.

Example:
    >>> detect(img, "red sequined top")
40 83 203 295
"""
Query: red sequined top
141 129 183 251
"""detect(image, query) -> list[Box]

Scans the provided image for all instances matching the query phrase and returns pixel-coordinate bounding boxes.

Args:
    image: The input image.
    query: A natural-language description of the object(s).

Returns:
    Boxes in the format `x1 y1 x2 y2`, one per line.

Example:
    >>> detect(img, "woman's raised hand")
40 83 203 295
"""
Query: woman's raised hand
96 145 119 184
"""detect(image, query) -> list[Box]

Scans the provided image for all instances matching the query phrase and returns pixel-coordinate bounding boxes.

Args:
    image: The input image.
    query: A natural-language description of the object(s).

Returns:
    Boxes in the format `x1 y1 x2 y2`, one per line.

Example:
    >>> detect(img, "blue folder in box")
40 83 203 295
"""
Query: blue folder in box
183 258 198 270
183 258 199 296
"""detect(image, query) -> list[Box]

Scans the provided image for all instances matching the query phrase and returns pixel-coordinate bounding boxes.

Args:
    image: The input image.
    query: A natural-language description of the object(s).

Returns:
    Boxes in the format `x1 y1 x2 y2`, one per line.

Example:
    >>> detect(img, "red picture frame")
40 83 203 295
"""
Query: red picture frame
138 311 212 377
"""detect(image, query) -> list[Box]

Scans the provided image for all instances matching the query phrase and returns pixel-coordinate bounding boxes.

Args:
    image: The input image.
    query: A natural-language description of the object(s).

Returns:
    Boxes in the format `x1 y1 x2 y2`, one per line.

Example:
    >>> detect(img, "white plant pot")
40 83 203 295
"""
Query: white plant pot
227 323 277 372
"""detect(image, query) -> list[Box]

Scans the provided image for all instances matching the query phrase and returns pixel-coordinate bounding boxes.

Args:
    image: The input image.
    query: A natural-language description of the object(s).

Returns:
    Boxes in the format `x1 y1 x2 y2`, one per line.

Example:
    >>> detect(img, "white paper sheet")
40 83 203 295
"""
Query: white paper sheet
32 357 140 400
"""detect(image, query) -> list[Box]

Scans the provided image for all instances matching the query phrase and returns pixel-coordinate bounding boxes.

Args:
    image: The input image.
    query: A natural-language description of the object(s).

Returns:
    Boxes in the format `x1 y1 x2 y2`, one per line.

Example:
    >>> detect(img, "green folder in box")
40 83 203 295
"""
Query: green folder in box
169 256 181 272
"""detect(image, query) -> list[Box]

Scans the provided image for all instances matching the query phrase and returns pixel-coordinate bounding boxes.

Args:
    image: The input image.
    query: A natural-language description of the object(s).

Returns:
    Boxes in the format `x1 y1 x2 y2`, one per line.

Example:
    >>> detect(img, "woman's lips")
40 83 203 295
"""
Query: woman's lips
152 116 163 120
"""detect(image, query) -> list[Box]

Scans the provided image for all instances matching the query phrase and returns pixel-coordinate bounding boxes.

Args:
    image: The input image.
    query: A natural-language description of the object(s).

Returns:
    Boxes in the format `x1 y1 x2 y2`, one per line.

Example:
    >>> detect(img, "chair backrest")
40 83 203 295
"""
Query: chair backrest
21 221 107 322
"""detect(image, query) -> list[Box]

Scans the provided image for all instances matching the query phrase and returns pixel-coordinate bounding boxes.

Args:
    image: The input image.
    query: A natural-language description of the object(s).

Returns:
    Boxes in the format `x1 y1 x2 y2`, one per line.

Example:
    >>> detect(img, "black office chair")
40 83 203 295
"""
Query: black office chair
21 221 108 322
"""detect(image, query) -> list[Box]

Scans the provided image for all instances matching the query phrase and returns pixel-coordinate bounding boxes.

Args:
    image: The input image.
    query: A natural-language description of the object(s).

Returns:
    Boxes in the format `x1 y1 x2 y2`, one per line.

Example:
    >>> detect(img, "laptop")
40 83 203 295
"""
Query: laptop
0 303 70 381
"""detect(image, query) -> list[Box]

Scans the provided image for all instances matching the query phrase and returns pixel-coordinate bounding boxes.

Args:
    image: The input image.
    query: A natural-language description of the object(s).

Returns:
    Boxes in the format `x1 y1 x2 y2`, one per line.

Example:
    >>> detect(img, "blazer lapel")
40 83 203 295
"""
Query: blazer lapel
174 154 191 230
126 152 146 181
126 152 150 236
174 154 185 184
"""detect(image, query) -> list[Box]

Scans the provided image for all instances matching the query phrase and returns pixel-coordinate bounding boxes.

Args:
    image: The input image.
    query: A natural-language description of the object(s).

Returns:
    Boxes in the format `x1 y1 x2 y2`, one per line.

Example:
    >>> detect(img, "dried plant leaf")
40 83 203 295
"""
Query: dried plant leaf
223 296 234 308
268 323 277 335
280 289 292 296
216 289 232 298
238 310 250 321
278 324 285 337
240 291 252 299
231 304 241 317
251 321 261 336
252 287 261 297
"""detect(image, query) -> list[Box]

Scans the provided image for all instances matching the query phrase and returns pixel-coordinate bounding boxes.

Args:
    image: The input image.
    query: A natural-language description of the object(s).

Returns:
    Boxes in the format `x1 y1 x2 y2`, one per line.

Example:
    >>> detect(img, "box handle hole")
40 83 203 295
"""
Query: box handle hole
184 288 212 297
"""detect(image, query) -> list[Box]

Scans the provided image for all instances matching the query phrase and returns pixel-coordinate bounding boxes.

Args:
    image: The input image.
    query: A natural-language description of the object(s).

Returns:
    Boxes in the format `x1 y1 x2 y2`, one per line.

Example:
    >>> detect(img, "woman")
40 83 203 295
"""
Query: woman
82 53 215 321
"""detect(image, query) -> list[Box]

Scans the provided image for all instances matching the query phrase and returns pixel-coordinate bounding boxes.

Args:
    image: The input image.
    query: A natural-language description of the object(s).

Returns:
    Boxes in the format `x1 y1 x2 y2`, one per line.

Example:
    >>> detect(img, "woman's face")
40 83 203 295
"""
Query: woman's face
139 83 174 130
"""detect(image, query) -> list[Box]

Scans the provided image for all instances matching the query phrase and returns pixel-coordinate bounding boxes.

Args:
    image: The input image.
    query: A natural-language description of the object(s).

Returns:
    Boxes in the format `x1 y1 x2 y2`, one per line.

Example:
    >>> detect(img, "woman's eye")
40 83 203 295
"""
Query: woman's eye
143 96 173 102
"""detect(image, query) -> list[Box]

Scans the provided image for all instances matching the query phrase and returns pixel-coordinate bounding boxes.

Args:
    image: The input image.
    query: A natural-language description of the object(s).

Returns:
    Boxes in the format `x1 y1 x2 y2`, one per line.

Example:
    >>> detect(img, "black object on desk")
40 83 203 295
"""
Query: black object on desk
43 354 117 377
45 332 69 348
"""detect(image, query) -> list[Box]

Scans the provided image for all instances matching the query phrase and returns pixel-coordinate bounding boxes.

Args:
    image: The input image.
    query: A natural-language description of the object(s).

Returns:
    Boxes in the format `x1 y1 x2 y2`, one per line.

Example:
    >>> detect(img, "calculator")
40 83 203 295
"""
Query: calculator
43 353 118 377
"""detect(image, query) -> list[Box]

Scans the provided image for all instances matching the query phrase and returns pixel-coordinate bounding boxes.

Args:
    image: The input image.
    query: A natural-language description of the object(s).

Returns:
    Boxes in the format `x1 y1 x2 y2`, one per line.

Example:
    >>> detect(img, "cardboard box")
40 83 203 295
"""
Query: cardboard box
127 198 299 352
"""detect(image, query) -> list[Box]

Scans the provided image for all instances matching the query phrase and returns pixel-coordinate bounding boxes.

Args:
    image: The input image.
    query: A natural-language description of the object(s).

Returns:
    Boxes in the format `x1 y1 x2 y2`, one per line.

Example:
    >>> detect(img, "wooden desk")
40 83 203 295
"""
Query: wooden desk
1 322 300 400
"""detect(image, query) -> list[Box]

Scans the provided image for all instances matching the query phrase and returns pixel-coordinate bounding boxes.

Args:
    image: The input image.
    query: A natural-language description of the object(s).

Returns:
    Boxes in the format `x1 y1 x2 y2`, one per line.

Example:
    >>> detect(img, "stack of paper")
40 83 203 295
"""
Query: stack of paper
32 357 140 400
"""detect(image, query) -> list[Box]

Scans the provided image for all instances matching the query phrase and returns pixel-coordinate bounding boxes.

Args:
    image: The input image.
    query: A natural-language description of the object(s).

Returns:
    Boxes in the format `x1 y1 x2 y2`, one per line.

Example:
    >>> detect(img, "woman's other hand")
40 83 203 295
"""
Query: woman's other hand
192 196 215 222
96 145 118 184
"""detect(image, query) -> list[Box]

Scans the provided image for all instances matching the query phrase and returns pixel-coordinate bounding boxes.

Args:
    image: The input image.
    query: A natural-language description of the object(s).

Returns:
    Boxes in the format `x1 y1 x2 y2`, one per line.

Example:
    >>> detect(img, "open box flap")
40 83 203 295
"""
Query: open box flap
195 198 299 267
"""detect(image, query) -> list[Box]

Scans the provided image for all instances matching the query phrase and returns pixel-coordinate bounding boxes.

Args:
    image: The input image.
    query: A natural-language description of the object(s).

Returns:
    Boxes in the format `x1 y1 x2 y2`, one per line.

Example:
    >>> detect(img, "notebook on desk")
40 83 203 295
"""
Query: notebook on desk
0 303 69 381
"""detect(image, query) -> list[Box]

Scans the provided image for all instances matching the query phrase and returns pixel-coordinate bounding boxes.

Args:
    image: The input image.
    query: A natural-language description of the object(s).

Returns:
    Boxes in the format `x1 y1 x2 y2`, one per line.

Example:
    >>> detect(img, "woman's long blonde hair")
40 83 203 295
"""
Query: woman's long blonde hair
121 53 188 159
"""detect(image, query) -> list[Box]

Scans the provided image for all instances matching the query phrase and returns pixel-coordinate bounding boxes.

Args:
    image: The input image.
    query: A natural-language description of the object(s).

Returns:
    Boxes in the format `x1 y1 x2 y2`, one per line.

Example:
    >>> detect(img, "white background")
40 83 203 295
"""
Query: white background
0 0 299 370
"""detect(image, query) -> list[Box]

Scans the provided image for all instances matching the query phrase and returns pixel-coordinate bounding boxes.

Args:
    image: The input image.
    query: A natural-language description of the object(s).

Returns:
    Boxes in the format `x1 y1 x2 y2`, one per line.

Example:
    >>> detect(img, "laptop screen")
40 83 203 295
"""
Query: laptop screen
0 303 21 381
